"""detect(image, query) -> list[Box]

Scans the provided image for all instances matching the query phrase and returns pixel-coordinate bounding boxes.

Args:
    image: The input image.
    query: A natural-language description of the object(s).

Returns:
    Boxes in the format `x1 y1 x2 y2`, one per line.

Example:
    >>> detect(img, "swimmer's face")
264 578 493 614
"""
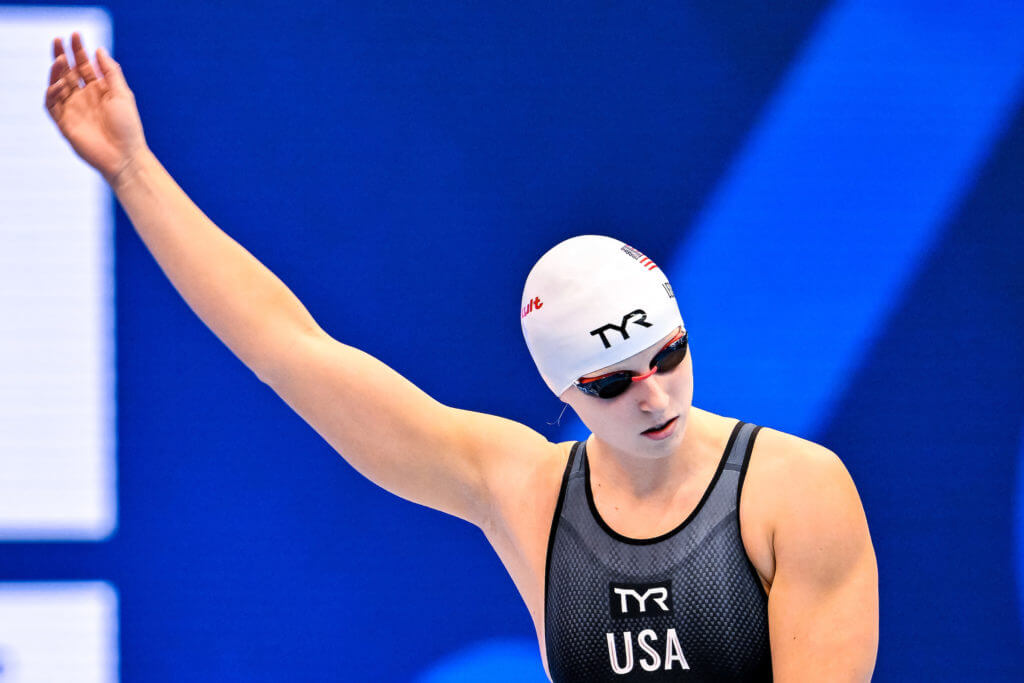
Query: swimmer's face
559 327 694 458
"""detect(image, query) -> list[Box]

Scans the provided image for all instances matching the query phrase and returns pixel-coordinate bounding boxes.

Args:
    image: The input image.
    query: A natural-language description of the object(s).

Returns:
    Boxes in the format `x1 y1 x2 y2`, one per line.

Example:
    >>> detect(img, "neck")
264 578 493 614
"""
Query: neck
587 407 720 501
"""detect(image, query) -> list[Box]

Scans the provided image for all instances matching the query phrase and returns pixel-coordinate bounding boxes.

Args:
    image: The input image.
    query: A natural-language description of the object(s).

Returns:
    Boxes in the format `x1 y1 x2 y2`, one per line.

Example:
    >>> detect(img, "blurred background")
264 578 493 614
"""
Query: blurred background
1 1 1023 681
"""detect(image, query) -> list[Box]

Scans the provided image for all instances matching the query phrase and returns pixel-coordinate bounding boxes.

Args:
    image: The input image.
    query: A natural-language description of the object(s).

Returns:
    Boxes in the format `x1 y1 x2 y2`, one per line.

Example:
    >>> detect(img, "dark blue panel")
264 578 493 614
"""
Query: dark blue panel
822 101 1024 680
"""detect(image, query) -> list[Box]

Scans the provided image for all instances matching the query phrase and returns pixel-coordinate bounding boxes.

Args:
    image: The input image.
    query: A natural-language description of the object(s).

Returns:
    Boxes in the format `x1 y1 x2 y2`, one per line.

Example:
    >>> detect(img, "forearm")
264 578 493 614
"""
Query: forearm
111 148 320 380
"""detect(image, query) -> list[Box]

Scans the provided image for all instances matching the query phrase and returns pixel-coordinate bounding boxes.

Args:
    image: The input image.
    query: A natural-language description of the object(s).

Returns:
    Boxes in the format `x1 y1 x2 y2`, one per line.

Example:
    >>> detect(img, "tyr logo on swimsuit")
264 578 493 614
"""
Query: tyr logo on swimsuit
589 309 652 348
608 580 673 619
605 581 690 674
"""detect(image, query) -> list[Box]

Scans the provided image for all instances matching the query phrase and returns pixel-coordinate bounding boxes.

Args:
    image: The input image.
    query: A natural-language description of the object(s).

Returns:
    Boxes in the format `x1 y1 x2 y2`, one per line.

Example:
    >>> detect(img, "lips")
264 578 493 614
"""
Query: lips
642 416 678 435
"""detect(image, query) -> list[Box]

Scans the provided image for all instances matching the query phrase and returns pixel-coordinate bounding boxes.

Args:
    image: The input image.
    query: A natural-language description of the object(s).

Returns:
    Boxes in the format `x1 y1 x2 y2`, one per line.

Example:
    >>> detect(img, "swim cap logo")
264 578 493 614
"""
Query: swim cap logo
620 244 659 271
521 296 543 319
590 309 652 348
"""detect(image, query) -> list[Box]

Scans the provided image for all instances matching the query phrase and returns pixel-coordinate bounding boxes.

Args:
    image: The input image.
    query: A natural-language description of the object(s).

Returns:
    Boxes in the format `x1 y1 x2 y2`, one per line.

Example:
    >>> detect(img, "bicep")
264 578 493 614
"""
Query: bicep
264 329 551 526
767 450 878 682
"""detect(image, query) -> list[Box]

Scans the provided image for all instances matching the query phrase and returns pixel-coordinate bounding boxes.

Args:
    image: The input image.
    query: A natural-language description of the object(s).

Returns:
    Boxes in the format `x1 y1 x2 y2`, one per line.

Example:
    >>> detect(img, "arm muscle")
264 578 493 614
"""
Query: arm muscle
766 441 879 682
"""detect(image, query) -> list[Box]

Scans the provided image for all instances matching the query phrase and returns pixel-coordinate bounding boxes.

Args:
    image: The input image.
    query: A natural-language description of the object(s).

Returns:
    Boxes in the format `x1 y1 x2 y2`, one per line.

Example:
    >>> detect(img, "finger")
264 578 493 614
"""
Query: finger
70 32 99 84
59 63 80 101
70 32 85 61
44 81 66 114
49 53 69 86
63 65 82 93
95 47 128 93
62 33 82 87
54 75 76 105
45 73 75 113
59 40 82 92
77 55 99 85
53 36 66 61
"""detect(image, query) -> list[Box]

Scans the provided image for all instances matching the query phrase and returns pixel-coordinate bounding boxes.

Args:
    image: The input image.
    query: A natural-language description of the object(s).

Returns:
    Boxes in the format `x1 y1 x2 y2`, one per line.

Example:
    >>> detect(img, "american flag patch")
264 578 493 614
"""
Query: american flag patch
621 244 659 271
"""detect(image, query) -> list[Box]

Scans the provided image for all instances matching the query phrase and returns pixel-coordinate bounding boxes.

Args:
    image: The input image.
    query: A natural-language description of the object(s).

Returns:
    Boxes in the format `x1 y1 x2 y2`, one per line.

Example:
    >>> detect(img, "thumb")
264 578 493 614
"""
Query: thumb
95 47 129 93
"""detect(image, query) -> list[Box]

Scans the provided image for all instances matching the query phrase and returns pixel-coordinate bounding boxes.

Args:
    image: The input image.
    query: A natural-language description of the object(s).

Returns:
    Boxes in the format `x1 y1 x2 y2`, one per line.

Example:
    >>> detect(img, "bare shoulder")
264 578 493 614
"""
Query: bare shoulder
742 425 870 587
452 409 572 532
748 426 857 505
758 426 872 559
745 428 864 528
753 425 842 467
493 431 575 517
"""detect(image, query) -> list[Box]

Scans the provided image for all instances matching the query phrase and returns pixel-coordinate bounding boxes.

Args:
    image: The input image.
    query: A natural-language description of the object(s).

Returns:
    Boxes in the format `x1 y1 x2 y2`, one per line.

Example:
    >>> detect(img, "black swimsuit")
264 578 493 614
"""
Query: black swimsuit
544 421 772 681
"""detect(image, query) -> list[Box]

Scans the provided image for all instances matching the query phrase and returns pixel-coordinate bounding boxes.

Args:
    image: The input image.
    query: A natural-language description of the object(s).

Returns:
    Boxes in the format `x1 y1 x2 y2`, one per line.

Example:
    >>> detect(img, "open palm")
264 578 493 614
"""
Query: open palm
45 33 147 183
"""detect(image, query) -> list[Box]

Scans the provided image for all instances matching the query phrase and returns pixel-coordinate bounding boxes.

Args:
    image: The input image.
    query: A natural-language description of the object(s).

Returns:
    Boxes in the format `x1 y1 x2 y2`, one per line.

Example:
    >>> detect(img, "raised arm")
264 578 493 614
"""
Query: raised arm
44 34 553 527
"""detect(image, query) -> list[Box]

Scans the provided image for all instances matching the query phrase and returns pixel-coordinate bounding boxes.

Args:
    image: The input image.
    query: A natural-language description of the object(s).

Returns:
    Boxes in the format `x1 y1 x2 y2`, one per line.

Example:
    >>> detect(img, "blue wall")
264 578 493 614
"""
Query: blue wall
6 1 1024 680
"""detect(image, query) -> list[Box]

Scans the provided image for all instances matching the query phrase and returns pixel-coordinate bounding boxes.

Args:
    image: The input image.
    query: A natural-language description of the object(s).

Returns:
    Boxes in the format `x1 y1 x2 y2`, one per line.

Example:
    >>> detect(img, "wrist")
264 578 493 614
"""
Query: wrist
107 145 154 193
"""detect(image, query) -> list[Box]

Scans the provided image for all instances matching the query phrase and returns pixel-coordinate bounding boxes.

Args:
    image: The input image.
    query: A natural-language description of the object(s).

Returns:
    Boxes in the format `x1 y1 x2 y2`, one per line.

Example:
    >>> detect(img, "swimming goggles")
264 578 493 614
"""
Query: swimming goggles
574 330 688 399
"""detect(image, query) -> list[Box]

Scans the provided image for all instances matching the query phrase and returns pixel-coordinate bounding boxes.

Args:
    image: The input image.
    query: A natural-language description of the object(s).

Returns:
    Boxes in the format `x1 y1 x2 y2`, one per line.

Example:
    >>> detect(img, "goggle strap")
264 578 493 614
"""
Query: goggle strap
630 366 658 382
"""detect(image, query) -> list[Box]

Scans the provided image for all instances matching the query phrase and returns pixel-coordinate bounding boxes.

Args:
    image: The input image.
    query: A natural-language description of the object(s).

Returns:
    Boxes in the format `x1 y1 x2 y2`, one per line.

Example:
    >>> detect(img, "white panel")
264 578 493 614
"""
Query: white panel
0 582 118 683
0 8 115 540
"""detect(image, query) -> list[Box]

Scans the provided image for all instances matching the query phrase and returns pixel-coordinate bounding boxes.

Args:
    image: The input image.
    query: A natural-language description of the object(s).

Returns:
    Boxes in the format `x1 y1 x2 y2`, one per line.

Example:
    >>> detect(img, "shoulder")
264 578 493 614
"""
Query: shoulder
748 425 872 577
467 414 573 528
749 424 862 515
749 426 850 486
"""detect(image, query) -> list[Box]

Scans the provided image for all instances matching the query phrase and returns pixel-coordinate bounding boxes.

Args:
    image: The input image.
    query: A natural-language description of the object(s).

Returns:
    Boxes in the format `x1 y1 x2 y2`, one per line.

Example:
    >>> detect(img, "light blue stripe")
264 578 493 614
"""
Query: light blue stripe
666 0 1024 437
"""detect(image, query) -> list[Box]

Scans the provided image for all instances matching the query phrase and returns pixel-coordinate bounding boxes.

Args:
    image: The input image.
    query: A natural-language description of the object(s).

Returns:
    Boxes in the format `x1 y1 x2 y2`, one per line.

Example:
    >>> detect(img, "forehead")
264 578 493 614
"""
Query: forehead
580 326 682 378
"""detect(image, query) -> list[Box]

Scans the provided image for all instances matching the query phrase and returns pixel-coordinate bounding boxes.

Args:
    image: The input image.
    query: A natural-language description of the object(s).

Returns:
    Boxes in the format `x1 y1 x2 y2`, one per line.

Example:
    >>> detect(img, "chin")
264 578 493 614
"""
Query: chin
625 424 681 457
639 413 689 449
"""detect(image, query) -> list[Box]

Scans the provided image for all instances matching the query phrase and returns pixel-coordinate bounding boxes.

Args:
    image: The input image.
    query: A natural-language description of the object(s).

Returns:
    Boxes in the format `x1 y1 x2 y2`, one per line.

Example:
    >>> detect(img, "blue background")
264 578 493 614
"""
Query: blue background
5 1 1024 680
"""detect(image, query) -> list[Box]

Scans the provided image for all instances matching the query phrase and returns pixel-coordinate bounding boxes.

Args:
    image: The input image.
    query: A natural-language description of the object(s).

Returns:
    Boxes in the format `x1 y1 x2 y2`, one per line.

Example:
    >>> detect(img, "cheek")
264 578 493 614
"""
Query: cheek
665 361 694 405
575 400 616 432
562 393 630 437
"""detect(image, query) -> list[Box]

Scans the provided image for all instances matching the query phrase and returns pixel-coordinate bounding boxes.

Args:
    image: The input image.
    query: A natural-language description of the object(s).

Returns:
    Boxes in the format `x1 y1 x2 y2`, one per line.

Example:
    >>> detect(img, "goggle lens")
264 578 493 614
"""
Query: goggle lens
575 331 688 399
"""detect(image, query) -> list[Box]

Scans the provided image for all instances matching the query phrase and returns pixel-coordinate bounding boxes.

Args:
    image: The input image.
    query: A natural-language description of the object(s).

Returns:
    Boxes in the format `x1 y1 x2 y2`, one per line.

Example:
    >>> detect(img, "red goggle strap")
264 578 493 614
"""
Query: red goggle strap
630 366 658 382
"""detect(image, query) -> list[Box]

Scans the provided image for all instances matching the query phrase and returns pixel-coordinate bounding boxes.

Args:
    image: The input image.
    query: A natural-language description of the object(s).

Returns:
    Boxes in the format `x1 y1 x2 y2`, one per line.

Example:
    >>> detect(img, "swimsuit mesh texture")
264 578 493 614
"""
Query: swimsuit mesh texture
544 421 772 682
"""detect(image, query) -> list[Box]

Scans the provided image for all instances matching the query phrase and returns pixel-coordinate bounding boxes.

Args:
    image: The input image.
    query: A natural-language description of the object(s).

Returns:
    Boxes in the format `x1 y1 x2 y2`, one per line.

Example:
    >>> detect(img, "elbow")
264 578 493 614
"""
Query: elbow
246 323 325 389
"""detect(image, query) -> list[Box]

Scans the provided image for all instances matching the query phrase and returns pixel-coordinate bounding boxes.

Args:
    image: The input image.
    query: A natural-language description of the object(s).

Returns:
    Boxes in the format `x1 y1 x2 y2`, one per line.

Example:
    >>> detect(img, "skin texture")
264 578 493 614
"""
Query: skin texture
45 34 879 682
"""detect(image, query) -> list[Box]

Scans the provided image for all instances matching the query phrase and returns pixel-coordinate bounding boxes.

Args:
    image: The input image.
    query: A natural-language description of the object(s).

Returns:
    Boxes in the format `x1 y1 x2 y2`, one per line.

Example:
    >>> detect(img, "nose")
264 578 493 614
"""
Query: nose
634 371 671 412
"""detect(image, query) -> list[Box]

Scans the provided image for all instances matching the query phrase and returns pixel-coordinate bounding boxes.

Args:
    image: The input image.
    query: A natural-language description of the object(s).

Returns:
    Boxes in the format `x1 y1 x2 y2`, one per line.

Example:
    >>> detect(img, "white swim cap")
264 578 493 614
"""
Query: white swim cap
521 235 684 395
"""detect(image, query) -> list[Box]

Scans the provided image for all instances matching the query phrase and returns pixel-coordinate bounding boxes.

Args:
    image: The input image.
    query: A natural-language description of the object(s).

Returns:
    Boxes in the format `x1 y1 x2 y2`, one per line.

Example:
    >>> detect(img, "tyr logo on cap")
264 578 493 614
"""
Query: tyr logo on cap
590 309 652 348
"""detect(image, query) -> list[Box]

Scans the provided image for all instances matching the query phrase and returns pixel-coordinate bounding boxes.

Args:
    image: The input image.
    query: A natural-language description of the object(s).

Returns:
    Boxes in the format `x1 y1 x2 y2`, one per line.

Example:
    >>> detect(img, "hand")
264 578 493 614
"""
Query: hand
45 33 148 185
